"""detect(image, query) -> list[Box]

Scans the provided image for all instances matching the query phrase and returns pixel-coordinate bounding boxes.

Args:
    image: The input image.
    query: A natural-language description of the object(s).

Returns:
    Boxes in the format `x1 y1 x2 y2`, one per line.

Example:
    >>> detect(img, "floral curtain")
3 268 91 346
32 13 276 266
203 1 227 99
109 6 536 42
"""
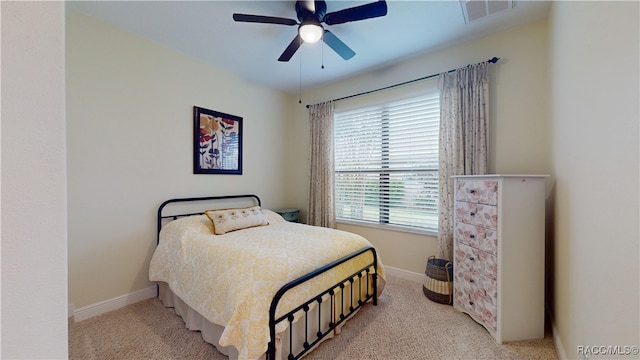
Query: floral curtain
437 62 489 260
307 101 336 228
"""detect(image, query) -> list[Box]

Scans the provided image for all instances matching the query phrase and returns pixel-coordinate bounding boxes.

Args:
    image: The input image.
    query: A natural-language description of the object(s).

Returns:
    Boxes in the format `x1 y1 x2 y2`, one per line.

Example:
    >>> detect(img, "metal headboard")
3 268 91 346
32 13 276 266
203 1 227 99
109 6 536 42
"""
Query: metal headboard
156 194 261 244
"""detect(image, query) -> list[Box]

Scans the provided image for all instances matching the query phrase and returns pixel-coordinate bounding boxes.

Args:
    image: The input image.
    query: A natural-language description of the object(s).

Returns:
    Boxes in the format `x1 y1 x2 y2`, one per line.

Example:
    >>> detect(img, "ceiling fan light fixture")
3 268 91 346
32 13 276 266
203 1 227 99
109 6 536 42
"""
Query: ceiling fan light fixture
299 23 323 43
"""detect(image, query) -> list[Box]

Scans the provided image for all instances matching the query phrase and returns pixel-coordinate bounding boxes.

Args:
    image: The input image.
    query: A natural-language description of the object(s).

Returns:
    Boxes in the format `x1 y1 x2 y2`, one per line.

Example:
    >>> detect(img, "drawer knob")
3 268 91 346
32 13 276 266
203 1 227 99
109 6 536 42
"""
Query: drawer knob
469 189 476 194
469 279 475 283
469 234 476 239
468 256 475 261
470 212 476 216
469 301 474 305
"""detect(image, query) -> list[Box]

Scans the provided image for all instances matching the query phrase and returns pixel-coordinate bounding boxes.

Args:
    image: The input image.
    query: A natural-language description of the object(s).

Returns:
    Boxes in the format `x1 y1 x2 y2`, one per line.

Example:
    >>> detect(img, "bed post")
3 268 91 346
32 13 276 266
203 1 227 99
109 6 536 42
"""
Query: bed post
372 247 378 306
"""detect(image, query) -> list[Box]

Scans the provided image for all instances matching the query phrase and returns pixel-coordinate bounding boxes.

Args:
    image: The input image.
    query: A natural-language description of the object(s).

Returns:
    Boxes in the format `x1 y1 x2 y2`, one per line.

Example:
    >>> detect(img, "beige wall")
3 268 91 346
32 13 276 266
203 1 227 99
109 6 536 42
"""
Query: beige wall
294 20 551 274
1 2 68 358
548 2 639 358
66 12 298 309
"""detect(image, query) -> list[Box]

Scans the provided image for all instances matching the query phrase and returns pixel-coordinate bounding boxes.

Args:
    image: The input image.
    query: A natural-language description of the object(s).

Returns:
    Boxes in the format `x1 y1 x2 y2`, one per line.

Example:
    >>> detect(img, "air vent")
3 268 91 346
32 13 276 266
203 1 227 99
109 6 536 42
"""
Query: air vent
460 0 513 23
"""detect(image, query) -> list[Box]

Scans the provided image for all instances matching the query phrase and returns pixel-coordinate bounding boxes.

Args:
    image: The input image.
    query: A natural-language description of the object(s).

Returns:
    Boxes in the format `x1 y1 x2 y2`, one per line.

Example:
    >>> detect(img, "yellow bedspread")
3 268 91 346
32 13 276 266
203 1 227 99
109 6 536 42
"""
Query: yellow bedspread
149 210 385 359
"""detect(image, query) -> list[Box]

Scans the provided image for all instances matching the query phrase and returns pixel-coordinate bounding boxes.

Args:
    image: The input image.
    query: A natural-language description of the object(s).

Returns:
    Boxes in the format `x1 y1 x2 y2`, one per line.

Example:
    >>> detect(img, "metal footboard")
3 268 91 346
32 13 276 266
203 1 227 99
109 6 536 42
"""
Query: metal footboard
156 195 379 360
267 246 378 360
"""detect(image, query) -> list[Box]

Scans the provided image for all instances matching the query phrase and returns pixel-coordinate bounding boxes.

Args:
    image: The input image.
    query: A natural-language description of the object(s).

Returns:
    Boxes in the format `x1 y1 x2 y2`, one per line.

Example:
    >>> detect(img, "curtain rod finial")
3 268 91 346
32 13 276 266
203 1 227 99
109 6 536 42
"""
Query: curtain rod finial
488 57 500 63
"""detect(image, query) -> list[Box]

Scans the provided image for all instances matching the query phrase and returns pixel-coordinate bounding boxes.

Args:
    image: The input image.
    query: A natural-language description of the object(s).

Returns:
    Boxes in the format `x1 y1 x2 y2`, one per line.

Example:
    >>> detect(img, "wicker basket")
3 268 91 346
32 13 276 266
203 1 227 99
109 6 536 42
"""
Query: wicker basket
423 256 453 305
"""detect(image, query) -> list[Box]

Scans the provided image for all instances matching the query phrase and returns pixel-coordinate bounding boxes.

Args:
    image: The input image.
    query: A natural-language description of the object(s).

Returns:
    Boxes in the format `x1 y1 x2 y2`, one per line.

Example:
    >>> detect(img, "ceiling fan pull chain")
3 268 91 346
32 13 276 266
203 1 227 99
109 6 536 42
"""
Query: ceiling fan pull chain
321 33 325 69
299 38 303 104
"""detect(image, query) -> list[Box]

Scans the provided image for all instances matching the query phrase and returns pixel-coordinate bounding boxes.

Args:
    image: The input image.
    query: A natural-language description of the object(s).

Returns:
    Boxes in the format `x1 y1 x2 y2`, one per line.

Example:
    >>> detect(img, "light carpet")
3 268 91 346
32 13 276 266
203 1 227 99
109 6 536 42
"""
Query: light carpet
69 275 558 359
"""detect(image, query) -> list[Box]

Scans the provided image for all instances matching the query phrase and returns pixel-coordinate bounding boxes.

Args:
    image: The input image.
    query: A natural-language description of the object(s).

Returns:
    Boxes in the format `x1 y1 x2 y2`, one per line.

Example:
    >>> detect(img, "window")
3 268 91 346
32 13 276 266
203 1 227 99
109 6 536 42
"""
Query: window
334 93 439 232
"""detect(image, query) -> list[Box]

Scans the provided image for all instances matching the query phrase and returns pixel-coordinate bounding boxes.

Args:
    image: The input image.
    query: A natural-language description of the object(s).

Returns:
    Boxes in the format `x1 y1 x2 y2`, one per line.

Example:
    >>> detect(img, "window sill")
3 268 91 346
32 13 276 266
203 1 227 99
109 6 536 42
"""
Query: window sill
336 219 438 237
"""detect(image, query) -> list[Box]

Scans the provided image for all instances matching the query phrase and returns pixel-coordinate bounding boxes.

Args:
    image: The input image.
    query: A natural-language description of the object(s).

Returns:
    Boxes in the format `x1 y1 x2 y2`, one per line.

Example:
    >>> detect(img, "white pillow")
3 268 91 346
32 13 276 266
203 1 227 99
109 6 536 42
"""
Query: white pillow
204 205 269 235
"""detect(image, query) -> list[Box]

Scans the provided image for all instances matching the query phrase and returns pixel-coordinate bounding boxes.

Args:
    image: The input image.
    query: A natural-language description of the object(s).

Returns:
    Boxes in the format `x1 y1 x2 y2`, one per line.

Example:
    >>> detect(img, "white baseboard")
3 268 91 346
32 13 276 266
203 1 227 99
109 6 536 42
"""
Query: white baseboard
72 286 157 322
550 310 567 359
384 265 424 283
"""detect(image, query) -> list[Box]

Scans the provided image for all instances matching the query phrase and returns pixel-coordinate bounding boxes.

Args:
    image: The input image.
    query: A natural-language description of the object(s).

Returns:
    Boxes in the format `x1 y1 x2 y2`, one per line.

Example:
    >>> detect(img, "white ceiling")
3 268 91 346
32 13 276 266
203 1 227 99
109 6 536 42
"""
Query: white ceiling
66 1 551 94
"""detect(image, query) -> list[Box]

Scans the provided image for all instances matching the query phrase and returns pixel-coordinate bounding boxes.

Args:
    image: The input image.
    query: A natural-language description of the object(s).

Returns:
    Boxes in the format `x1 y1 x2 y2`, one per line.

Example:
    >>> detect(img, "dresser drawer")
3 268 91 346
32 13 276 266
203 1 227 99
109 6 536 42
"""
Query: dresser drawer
454 242 497 281
453 270 498 333
455 179 498 205
454 201 498 230
454 269 497 303
454 222 497 255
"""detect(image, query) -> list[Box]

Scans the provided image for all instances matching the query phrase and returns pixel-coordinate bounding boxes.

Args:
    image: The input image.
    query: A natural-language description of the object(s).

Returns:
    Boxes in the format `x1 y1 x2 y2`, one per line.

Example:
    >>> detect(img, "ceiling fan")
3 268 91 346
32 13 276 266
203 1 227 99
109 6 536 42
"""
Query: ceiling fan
233 0 387 62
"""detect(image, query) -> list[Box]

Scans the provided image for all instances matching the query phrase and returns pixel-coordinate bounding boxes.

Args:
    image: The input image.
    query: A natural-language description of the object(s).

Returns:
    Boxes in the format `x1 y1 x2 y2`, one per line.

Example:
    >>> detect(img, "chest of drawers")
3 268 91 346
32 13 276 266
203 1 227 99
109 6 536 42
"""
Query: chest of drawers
452 175 547 343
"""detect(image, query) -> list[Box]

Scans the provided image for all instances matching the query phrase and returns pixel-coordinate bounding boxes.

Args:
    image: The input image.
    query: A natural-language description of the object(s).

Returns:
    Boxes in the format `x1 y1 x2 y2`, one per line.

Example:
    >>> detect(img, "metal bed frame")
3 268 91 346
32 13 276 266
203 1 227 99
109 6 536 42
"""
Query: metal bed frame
156 194 379 360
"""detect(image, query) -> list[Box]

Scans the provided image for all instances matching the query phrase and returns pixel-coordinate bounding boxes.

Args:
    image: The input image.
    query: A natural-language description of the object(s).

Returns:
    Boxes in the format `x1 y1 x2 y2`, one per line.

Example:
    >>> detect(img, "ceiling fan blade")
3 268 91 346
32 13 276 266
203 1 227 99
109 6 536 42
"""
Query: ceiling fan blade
278 35 303 62
322 30 355 60
233 13 297 26
323 1 387 25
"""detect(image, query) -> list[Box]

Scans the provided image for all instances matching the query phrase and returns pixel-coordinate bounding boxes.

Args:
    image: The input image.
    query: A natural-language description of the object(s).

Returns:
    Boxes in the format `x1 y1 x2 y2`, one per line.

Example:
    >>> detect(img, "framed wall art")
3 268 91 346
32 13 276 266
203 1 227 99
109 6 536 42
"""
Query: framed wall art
194 106 242 175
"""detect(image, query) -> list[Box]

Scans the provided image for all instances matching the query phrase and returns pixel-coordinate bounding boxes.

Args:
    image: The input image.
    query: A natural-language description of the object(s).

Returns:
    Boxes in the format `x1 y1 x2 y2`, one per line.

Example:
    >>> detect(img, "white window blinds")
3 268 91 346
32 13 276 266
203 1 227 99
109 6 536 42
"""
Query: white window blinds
334 93 439 232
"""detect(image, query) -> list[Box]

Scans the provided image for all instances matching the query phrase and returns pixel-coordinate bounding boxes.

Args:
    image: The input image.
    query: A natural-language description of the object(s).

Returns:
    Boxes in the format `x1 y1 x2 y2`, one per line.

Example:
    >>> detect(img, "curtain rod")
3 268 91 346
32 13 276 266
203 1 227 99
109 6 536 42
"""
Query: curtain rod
305 57 500 108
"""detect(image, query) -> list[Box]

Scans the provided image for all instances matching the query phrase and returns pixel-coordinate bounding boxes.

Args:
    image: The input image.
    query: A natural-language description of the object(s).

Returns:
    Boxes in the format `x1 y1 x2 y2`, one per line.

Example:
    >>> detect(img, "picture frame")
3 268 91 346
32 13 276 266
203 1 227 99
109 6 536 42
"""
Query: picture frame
194 106 243 175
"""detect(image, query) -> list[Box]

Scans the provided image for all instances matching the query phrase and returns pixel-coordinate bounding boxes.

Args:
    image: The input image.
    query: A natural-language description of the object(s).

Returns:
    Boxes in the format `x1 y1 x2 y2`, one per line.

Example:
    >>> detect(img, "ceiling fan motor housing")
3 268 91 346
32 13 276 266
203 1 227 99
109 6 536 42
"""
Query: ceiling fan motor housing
295 0 326 24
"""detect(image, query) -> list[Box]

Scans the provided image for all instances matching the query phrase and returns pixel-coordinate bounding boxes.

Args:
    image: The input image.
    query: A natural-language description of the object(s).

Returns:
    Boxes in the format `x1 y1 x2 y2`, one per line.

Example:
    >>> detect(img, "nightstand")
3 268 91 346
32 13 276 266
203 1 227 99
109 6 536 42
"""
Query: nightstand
274 209 300 223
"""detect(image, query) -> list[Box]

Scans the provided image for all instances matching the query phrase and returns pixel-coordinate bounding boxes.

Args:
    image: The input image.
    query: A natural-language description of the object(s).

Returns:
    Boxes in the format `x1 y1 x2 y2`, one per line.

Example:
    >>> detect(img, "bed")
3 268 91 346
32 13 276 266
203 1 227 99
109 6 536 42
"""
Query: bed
149 195 385 360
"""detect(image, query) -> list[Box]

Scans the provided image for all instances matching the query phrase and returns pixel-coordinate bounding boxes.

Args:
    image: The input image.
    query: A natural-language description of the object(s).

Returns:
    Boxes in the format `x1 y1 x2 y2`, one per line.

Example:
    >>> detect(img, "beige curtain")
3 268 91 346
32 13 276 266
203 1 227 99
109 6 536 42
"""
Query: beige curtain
307 101 336 228
437 62 489 260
